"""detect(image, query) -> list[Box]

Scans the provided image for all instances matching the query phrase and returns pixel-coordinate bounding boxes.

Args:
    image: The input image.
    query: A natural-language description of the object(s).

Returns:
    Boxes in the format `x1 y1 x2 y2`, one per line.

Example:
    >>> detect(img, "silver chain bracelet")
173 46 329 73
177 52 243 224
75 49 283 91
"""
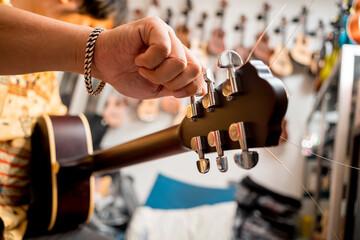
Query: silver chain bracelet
84 27 106 96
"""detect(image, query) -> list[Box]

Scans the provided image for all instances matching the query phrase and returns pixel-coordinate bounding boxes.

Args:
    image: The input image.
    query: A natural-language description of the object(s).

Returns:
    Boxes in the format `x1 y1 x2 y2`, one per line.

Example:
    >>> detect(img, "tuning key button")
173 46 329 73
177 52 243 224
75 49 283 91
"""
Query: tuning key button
217 50 243 100
186 95 198 121
191 136 210 174
229 122 259 170
202 68 218 112
233 151 259 170
197 159 210 174
207 130 228 172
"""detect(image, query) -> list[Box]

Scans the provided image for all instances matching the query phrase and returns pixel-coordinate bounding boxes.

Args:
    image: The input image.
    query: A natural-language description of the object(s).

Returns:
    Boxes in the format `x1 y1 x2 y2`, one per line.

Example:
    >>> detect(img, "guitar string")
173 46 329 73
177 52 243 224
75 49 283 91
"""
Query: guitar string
245 3 288 64
280 136 360 170
264 147 339 240
248 1 340 239
268 0 316 69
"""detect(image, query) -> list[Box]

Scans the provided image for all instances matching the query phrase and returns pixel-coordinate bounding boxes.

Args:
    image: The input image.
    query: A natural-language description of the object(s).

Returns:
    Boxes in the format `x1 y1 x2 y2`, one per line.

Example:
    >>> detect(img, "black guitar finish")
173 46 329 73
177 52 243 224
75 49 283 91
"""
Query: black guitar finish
26 60 287 235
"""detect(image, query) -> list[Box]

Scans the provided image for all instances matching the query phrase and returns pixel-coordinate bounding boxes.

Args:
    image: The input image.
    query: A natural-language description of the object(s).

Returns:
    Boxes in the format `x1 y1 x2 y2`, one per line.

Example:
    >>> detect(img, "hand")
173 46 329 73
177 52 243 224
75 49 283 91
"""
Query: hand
93 17 206 99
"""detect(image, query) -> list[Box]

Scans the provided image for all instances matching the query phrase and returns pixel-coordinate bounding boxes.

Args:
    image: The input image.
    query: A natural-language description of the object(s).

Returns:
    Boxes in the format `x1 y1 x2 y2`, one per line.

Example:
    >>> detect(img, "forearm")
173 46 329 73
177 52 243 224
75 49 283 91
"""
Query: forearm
0 5 92 75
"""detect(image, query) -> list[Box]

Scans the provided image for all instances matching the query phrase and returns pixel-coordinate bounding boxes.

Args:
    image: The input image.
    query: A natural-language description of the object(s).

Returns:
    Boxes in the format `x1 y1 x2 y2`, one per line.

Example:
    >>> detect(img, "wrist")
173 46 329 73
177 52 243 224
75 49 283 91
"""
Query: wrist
74 26 93 75
91 29 108 81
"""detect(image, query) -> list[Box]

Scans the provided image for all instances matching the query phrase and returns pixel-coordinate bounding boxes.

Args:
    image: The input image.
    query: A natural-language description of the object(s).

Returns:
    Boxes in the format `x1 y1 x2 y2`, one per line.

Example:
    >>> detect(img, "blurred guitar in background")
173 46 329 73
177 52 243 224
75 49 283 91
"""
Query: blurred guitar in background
269 17 293 77
290 6 313 66
207 0 227 55
252 2 272 65
233 14 249 60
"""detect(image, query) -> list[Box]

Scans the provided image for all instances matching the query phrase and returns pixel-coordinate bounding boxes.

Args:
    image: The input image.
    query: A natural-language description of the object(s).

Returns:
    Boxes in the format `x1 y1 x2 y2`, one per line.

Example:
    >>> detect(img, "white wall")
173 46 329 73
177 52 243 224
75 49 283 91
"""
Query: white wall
101 0 338 204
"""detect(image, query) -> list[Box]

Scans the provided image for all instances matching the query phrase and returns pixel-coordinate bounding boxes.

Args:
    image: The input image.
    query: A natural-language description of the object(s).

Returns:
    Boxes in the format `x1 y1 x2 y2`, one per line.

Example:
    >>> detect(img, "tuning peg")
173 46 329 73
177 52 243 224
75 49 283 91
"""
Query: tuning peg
186 95 198 121
257 14 263 20
229 122 259 170
217 50 243 101
207 130 228 172
191 136 210 174
292 17 299 23
202 68 218 111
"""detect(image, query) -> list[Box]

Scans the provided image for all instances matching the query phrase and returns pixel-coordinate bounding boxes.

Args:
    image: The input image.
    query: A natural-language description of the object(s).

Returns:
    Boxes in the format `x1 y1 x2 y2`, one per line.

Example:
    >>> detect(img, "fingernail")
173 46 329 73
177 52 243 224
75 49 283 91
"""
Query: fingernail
173 90 187 98
195 90 203 96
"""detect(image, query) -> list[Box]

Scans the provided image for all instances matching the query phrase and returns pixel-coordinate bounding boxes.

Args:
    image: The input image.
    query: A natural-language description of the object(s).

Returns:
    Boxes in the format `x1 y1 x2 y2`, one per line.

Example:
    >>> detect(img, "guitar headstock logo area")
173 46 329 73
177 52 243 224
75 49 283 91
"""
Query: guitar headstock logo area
27 50 288 235
185 50 288 174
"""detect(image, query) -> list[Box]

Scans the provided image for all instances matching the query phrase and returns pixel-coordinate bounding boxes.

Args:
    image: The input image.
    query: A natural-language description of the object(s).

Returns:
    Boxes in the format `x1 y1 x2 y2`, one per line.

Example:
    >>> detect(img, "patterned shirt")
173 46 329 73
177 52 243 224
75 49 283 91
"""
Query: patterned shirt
1 3 66 239
0 72 67 239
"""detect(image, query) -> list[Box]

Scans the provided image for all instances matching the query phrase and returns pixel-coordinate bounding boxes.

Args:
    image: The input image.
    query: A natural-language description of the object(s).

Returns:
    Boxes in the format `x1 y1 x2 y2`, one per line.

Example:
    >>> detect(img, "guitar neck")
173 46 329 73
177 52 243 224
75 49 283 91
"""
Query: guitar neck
303 16 307 36
89 125 188 173
240 28 245 47
282 27 286 45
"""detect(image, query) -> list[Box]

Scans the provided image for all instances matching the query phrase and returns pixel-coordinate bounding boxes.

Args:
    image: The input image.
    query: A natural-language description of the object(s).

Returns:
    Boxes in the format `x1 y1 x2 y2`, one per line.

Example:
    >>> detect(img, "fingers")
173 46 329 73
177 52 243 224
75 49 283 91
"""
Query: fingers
134 17 205 98
134 17 172 69
172 47 205 98
138 30 187 84
165 48 205 97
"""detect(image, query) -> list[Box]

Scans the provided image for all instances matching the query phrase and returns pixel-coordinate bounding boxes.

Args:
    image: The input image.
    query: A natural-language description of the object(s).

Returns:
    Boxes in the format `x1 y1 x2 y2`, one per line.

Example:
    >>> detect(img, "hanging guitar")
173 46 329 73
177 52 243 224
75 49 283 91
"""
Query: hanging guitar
207 0 227 55
164 8 173 26
147 0 161 18
190 12 209 66
233 14 249 60
309 20 326 77
269 17 293 77
290 6 313 66
252 2 272 65
26 50 288 236
176 0 192 48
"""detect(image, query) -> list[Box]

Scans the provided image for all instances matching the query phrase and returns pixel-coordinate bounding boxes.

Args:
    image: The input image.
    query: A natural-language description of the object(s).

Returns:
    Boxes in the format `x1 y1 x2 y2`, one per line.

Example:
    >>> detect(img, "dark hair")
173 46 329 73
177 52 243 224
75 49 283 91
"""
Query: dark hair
79 0 128 26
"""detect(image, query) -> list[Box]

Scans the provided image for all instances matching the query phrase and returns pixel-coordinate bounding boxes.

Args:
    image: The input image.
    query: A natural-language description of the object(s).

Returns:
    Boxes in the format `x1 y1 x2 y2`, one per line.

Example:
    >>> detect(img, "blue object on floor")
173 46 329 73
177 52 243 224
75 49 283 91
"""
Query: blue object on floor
144 173 236 209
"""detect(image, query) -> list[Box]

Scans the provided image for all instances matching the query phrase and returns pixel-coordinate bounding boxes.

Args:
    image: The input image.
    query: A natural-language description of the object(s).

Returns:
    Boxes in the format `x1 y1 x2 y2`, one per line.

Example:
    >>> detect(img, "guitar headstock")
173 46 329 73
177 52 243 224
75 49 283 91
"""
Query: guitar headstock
165 8 173 26
221 0 228 8
264 2 271 12
178 50 288 174
197 12 208 29
274 16 287 34
216 0 227 17
234 14 247 31
152 0 159 7
257 2 271 21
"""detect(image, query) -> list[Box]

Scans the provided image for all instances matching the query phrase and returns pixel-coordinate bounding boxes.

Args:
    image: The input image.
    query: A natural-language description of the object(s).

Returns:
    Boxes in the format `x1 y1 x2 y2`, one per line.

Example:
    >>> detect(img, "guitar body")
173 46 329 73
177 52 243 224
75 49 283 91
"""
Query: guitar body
26 115 94 236
176 25 191 48
290 34 312 66
161 96 180 115
207 29 226 55
269 45 293 77
234 45 249 60
309 51 322 76
137 99 159 122
252 34 272 65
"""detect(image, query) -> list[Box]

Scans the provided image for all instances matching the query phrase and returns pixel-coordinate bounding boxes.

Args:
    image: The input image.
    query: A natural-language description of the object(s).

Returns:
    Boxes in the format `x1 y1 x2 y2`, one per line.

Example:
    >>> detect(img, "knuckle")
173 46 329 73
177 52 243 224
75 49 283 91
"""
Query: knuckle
146 16 163 25
192 79 203 94
185 81 200 96
174 57 187 72
188 63 201 78
157 43 171 58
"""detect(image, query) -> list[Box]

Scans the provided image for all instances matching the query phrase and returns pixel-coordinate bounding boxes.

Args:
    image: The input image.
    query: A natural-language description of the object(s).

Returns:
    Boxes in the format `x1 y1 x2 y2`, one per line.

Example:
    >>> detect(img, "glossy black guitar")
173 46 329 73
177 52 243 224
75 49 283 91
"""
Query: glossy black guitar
26 55 288 236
